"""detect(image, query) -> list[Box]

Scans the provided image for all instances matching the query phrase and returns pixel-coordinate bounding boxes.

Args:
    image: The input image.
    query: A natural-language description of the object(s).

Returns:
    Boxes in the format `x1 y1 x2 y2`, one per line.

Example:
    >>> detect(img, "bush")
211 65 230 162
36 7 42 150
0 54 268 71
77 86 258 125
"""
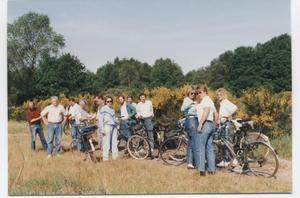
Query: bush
8 86 291 139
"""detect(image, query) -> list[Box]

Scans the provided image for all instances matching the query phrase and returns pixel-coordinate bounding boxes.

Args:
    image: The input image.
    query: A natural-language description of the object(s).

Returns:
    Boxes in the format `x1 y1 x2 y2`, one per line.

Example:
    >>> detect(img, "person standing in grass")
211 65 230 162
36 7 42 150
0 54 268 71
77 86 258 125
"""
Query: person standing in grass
67 98 80 151
98 96 118 161
118 95 137 142
26 100 48 151
180 85 198 169
136 93 155 152
74 99 93 151
196 84 216 176
41 96 67 159
215 88 238 168
94 94 105 150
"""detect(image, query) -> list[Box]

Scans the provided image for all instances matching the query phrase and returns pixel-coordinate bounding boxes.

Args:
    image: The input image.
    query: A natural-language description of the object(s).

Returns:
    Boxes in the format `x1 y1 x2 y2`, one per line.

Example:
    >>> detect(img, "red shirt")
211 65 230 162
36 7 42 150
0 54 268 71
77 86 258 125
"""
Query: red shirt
26 108 41 125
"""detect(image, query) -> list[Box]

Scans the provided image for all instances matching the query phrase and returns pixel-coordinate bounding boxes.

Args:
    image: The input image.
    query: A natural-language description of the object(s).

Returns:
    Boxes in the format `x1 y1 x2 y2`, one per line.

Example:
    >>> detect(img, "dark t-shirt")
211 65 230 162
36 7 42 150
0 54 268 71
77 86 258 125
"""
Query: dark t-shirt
26 108 41 125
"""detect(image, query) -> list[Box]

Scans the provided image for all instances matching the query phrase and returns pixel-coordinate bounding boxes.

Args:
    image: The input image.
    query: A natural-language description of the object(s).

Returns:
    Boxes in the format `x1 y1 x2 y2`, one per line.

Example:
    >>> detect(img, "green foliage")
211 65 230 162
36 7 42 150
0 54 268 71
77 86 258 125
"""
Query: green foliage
8 12 65 105
150 58 184 88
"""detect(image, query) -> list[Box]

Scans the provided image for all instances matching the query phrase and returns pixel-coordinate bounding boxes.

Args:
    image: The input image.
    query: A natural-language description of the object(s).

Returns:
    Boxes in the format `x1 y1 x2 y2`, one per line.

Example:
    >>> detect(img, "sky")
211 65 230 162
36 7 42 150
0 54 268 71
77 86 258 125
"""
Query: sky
7 0 290 74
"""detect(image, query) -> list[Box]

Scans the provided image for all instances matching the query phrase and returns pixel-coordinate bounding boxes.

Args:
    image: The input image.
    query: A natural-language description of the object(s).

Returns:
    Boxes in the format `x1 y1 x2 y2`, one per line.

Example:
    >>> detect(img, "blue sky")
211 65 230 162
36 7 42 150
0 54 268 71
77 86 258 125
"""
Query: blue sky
7 0 290 74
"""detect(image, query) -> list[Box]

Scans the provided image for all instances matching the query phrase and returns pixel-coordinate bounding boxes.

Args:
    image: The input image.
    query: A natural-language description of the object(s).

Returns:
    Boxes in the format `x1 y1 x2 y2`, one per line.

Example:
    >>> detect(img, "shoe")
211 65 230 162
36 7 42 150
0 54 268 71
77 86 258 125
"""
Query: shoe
47 155 51 159
231 165 243 173
217 160 230 168
207 171 215 175
200 171 206 176
231 158 238 167
187 164 195 169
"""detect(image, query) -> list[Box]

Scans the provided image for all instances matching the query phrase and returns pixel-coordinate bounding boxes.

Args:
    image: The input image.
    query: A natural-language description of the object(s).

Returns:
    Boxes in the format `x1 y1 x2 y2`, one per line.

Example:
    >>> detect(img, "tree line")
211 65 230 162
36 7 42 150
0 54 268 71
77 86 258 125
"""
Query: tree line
8 12 291 106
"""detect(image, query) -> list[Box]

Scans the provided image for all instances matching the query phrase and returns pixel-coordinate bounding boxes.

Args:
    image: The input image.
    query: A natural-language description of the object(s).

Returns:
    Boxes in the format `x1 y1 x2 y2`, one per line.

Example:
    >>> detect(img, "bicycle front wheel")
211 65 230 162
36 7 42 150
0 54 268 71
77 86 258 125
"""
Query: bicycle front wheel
246 141 279 178
159 136 187 166
127 134 150 160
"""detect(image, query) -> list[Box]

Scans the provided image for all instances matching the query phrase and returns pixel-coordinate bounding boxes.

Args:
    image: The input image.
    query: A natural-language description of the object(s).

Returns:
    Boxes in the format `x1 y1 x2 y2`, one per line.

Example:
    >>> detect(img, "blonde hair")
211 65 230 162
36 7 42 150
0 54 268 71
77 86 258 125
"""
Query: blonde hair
185 85 196 96
215 88 228 99
196 84 208 93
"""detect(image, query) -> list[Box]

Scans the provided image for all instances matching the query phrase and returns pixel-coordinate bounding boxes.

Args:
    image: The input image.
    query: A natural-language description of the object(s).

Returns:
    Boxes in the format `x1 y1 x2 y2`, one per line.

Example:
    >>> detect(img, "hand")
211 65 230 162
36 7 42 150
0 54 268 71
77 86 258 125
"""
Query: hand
197 123 203 133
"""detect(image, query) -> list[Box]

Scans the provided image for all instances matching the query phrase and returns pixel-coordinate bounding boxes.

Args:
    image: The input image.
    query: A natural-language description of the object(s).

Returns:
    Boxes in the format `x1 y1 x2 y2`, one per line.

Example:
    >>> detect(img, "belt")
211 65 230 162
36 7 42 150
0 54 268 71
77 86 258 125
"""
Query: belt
48 121 62 124
186 115 197 118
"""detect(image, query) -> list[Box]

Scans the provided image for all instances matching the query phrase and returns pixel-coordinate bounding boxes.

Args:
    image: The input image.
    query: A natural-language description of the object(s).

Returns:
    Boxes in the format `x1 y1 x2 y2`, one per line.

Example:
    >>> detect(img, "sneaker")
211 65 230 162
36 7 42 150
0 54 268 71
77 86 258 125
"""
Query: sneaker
200 171 206 176
187 164 195 169
231 158 238 167
47 155 51 159
217 160 230 168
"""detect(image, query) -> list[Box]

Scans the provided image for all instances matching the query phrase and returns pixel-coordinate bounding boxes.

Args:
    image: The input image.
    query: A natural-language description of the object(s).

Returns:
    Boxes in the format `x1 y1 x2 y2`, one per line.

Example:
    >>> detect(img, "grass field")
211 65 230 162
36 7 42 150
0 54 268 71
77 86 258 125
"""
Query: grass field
8 121 292 195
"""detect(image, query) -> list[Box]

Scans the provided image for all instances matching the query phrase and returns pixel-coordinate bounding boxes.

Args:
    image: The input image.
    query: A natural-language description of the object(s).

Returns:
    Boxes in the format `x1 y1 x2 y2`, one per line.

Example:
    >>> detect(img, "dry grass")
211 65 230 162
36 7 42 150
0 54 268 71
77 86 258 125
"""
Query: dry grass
8 121 292 195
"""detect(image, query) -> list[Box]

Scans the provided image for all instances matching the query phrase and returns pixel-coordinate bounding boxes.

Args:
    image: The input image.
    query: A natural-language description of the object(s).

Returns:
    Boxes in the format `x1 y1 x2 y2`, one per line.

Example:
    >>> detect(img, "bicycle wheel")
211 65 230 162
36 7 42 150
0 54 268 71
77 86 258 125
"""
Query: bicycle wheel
159 136 187 166
246 141 279 178
213 140 235 167
127 134 150 160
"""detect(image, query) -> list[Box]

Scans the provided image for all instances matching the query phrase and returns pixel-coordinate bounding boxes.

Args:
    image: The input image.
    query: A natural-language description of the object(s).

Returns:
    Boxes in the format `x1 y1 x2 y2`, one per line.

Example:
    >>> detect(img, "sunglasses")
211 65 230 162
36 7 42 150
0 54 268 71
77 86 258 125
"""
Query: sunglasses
106 100 113 103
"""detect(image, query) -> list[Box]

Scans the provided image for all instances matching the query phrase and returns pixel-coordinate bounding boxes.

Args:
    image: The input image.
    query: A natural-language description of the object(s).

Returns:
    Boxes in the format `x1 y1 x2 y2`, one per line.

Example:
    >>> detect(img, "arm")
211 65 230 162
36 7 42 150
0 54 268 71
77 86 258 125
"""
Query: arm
213 111 219 128
149 101 154 117
197 107 210 132
30 116 42 123
41 107 49 125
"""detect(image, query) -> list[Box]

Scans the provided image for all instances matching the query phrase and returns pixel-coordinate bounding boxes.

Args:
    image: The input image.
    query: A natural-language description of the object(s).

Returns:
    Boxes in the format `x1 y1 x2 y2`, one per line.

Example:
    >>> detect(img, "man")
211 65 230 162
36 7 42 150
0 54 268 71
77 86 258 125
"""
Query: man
67 98 80 150
94 94 105 150
215 88 238 168
74 99 93 151
118 95 137 141
136 93 154 151
127 96 137 108
41 96 67 158
26 100 48 151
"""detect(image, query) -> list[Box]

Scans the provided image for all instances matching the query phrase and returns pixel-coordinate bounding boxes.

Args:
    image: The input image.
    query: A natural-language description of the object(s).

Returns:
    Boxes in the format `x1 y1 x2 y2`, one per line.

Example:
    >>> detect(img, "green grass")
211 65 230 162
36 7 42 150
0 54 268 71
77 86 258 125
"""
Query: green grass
271 135 292 159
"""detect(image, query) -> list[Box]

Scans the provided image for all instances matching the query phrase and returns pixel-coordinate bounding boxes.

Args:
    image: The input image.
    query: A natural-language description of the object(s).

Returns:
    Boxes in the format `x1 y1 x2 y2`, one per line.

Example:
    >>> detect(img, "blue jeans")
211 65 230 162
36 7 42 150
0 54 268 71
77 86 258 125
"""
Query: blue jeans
71 123 83 151
221 121 231 162
29 124 48 151
142 117 154 149
120 120 131 141
197 121 215 172
185 117 198 166
47 123 62 155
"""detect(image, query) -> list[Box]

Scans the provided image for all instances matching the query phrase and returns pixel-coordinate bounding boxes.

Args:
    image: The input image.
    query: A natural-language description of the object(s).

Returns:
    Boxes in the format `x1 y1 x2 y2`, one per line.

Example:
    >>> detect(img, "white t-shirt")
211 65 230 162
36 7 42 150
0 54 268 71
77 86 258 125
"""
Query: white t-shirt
68 103 80 117
219 99 237 123
120 103 129 120
196 95 215 122
136 100 154 118
41 104 66 123
75 107 89 124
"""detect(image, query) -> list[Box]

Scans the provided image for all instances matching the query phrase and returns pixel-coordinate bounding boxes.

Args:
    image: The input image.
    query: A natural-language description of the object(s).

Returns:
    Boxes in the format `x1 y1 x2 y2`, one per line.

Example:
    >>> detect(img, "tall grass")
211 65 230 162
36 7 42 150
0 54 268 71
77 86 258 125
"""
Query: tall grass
271 135 292 159
8 121 292 195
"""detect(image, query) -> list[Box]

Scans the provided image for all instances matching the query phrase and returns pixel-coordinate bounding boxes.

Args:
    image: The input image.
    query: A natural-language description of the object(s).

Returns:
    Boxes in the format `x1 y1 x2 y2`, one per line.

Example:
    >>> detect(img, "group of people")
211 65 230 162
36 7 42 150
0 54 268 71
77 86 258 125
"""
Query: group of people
26 85 237 176
182 85 237 176
26 93 155 162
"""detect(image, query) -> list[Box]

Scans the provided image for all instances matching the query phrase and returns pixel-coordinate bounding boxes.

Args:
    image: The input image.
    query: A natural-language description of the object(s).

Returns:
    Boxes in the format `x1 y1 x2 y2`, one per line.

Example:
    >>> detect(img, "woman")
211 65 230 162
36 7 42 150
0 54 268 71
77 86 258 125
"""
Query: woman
196 84 216 176
180 85 198 169
98 96 118 161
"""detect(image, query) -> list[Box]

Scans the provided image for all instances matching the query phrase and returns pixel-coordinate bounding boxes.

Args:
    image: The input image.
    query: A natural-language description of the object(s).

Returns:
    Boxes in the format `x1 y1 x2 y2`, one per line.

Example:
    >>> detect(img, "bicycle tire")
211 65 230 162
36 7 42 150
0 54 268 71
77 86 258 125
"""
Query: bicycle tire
127 134 151 160
246 141 279 178
159 136 187 166
213 140 235 167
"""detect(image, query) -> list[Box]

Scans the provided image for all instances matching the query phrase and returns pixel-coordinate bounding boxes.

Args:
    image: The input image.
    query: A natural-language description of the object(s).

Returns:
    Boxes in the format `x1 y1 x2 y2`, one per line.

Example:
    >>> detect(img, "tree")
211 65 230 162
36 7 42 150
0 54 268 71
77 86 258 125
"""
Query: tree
150 58 184 88
34 53 91 97
8 12 65 104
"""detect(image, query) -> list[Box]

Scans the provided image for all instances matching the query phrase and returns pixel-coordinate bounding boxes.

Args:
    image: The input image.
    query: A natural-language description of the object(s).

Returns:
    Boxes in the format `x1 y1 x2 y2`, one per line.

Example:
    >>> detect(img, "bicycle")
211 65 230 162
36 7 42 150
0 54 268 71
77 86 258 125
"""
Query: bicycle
70 123 98 163
213 119 279 178
159 118 187 166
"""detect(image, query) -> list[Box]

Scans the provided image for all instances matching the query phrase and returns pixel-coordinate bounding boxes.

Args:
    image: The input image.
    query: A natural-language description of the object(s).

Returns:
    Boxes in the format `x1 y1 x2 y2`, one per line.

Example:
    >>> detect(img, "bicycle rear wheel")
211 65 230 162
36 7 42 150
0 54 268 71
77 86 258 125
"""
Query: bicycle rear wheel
127 134 150 160
246 141 279 178
159 136 187 166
